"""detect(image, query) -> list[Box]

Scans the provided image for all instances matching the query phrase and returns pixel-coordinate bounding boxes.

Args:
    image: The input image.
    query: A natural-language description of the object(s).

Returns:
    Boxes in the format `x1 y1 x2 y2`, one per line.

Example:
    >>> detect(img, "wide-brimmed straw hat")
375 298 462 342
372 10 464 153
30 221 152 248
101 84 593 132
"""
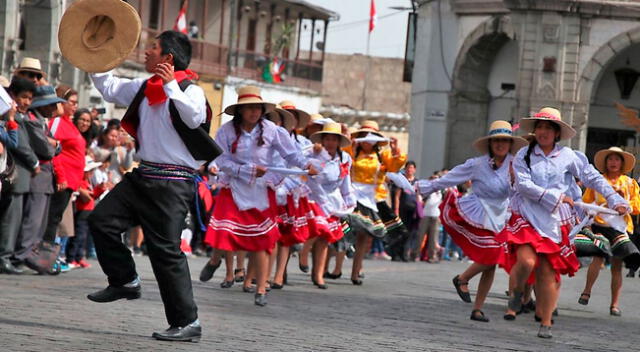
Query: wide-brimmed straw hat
279 100 310 129
519 107 576 140
472 120 529 154
594 147 636 174
30 86 66 109
13 58 46 77
310 122 351 148
58 0 142 73
224 85 276 115
0 76 9 88
266 104 296 131
352 120 387 146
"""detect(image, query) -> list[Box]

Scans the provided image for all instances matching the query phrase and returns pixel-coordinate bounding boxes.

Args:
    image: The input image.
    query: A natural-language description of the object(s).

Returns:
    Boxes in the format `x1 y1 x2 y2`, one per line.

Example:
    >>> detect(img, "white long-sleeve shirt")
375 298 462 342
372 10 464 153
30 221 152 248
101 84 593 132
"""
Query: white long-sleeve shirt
417 154 513 232
91 72 206 169
511 144 628 243
307 150 356 216
215 118 308 211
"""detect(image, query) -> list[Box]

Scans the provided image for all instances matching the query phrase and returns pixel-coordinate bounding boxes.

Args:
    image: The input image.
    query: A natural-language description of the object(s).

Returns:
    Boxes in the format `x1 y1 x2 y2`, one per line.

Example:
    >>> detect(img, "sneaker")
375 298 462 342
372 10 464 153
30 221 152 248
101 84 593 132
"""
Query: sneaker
68 261 81 269
57 260 70 273
78 259 92 268
132 247 142 257
379 252 392 261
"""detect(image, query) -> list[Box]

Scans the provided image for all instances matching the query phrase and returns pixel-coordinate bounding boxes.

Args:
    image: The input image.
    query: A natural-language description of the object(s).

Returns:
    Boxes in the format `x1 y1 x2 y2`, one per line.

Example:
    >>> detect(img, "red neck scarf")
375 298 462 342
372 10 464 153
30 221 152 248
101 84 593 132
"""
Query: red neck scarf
144 69 199 105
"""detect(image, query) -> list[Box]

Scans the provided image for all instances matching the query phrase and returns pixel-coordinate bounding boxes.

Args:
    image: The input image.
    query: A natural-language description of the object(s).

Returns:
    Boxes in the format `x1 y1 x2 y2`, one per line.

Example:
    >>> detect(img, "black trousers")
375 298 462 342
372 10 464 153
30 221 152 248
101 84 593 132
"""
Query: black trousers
42 189 72 243
88 170 198 327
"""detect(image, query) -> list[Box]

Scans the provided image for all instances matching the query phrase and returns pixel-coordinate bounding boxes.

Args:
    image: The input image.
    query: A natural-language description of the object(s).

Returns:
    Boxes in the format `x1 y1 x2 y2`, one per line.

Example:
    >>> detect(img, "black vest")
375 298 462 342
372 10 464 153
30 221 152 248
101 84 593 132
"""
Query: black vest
121 80 222 164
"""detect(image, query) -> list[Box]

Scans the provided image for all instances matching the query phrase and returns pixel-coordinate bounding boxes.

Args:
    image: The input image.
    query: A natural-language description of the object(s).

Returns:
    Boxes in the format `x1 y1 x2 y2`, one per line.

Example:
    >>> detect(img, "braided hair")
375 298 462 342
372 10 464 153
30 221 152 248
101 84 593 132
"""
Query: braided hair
230 106 266 153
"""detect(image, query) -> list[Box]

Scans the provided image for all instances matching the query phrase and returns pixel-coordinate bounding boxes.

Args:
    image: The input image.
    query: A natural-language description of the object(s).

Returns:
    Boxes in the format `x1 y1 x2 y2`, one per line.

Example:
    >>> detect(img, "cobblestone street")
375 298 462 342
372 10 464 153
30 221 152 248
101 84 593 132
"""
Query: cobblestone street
2 256 640 351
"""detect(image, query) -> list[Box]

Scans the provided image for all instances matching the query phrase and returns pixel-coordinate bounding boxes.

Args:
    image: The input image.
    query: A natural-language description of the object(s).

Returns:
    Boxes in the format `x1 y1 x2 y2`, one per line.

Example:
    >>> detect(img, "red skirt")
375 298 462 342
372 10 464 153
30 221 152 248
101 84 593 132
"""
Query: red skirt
307 201 345 244
277 195 312 247
439 191 504 266
204 188 281 254
496 213 580 283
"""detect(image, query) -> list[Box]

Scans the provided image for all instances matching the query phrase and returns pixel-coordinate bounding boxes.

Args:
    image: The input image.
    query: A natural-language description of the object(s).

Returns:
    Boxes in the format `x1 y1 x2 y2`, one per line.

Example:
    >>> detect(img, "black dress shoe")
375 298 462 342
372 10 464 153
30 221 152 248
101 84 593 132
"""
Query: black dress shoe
254 293 268 306
87 285 141 302
470 309 489 322
199 260 221 282
220 280 234 289
324 272 342 280
152 320 201 342
299 264 309 273
270 282 284 289
452 275 472 303
242 285 255 293
0 259 24 275
316 283 328 289
351 279 363 286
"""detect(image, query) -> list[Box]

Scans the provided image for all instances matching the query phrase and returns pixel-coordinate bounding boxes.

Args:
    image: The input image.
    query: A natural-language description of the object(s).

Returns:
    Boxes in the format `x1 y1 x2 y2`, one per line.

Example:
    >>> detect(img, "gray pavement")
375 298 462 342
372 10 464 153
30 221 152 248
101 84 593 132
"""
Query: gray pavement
2 255 640 351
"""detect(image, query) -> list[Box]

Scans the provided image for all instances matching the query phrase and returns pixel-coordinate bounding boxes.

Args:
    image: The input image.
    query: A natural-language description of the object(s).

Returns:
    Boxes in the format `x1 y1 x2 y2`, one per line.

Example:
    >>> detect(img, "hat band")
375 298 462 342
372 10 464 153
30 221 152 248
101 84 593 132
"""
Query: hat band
281 105 296 110
488 128 513 136
238 93 262 101
533 112 561 121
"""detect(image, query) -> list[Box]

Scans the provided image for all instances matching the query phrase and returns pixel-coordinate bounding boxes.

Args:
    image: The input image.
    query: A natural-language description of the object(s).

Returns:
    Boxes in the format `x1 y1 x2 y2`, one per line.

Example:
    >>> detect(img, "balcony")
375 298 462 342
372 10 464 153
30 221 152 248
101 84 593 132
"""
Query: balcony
128 28 323 92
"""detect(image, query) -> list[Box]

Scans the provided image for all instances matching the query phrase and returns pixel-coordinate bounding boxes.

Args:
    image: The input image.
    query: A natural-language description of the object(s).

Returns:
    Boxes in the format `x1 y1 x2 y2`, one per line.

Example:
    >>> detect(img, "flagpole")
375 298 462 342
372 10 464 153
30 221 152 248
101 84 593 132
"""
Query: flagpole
362 4 373 111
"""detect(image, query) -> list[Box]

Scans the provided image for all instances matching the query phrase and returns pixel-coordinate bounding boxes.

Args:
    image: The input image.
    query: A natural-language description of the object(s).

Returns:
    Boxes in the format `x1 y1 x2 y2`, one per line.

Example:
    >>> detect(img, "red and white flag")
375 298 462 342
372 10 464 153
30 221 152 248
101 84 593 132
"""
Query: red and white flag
369 0 377 33
173 0 188 34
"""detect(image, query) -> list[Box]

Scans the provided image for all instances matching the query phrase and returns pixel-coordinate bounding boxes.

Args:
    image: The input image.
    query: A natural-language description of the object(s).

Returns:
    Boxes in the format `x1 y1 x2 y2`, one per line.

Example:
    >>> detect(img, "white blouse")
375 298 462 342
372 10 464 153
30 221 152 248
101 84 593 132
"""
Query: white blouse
511 144 628 243
215 118 308 211
417 154 513 233
307 150 356 216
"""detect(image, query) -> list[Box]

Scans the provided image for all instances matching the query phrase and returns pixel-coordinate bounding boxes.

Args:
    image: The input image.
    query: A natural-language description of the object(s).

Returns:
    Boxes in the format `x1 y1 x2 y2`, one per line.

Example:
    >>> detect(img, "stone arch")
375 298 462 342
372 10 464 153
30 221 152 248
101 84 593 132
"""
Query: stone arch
574 26 640 150
445 15 516 166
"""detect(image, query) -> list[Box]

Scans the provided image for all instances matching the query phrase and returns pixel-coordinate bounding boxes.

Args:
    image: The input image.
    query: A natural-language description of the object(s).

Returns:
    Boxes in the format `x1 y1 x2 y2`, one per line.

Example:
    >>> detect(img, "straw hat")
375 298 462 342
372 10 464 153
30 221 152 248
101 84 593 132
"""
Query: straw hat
353 120 383 137
519 107 576 140
594 147 636 174
0 76 9 88
472 120 528 154
224 85 276 115
279 100 310 128
13 57 45 77
58 0 142 73
266 104 296 131
310 122 351 148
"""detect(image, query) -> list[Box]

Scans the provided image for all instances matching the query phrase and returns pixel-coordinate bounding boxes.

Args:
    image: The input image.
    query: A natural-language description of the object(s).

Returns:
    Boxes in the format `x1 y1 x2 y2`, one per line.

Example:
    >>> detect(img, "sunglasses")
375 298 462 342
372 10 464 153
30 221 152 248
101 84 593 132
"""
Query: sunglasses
21 71 43 79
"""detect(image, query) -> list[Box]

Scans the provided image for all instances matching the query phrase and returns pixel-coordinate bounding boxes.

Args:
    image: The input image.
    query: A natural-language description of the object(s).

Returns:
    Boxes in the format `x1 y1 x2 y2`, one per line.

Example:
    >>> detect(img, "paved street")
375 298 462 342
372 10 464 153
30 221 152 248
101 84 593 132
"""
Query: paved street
2 256 639 351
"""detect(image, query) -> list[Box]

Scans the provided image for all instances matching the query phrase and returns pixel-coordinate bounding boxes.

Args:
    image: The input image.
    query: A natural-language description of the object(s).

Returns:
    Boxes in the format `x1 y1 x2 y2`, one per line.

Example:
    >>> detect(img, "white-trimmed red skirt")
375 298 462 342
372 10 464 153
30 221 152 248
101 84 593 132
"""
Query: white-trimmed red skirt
277 194 312 247
204 188 281 254
496 213 580 283
307 201 344 244
439 191 505 266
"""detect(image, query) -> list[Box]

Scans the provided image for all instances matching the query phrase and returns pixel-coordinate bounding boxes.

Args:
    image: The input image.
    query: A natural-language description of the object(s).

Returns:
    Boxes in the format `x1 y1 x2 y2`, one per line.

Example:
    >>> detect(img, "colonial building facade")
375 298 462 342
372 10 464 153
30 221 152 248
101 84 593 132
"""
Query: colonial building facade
410 0 640 176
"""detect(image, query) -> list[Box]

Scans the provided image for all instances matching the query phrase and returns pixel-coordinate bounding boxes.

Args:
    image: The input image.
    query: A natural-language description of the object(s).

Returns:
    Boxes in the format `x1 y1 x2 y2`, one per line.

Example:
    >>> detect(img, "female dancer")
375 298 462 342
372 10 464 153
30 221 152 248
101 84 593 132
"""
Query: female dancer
578 147 640 316
416 121 527 322
203 86 315 306
347 120 406 284
305 122 356 288
269 100 313 288
499 107 628 338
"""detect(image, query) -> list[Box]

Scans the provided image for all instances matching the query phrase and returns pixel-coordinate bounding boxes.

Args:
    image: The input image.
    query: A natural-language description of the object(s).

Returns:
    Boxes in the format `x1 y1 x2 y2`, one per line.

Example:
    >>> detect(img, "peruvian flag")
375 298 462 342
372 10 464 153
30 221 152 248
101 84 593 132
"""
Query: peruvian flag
173 0 188 34
369 0 377 33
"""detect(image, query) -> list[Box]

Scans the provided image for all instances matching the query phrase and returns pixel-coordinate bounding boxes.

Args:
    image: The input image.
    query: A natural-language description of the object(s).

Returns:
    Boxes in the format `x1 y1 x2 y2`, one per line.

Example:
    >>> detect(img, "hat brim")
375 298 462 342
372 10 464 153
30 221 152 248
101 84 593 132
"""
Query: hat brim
30 97 66 109
84 162 103 172
473 134 529 154
352 129 388 146
58 0 142 73
309 131 351 148
13 67 46 77
284 109 310 129
266 108 296 132
594 149 636 174
224 101 276 116
519 118 576 140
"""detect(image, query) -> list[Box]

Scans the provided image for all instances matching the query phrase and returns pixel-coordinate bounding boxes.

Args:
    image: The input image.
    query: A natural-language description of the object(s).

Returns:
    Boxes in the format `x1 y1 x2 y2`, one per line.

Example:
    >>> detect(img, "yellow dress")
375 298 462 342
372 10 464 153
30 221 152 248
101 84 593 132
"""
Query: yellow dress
583 174 640 233
345 145 407 201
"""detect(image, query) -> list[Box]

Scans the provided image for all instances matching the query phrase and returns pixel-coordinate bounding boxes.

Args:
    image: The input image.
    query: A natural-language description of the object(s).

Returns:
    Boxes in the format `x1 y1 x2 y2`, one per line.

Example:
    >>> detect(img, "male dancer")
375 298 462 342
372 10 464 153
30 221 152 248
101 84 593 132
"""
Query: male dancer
87 31 219 342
